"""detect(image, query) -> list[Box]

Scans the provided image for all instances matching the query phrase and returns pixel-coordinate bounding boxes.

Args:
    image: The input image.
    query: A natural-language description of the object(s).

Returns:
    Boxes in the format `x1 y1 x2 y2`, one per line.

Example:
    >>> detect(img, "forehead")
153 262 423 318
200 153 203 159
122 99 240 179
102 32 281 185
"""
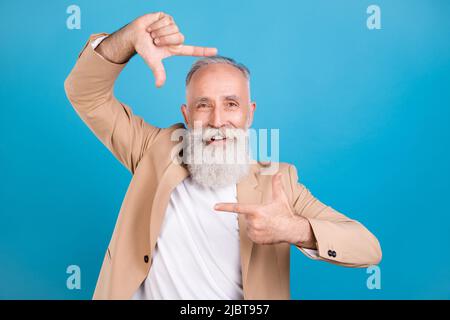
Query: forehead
186 63 249 101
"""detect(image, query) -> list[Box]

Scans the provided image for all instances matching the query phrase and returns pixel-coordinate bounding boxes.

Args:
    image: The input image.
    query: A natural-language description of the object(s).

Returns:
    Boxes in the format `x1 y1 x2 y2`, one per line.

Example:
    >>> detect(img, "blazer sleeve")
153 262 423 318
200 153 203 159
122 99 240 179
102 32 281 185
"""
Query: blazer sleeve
64 33 161 174
288 164 382 268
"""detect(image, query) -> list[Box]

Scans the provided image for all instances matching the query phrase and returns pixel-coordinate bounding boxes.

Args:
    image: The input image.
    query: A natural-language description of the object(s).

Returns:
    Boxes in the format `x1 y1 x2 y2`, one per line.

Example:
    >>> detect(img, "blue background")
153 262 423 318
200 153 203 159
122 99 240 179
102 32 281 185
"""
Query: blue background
1 0 449 299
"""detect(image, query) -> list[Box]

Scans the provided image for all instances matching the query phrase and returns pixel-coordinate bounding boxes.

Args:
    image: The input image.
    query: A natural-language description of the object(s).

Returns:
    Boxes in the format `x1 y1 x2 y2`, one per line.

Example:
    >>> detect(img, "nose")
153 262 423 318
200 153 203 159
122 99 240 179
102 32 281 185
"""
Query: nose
209 106 225 128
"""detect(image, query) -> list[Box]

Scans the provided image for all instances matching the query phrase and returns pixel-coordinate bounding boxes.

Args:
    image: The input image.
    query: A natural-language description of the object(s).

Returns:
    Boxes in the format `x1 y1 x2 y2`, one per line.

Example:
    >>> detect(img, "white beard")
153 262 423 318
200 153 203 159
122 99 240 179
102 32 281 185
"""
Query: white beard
183 126 251 189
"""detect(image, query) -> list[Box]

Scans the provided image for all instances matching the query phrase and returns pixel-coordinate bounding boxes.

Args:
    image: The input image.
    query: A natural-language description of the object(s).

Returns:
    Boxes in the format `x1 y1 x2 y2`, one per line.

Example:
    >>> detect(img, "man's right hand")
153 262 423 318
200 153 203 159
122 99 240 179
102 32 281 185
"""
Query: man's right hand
96 12 218 88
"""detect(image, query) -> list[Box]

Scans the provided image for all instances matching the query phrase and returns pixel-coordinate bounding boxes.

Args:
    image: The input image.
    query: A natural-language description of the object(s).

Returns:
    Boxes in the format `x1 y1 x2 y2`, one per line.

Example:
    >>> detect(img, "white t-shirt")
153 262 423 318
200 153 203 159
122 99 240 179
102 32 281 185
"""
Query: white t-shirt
132 176 244 300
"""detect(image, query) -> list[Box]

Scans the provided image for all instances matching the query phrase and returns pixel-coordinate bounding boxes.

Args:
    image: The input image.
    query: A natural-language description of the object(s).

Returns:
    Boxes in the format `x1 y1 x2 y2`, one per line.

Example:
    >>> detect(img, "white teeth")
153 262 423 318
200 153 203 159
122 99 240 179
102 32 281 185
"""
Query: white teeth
211 135 224 141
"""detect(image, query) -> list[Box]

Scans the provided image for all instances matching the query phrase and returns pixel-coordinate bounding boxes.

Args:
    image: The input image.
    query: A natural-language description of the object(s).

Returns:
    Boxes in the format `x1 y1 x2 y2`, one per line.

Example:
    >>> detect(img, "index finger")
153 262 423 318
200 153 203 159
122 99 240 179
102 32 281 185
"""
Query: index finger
172 44 218 57
214 203 258 215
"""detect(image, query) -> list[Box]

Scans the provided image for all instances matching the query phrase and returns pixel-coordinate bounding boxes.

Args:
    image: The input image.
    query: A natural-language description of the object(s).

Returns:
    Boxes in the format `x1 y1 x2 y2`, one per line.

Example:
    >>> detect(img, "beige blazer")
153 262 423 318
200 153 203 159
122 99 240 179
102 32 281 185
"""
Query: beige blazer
64 33 382 300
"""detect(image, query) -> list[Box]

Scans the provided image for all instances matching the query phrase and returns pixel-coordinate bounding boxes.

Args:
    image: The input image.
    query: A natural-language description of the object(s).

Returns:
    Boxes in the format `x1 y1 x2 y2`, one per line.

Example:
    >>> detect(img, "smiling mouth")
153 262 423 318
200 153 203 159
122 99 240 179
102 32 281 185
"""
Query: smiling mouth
206 135 228 145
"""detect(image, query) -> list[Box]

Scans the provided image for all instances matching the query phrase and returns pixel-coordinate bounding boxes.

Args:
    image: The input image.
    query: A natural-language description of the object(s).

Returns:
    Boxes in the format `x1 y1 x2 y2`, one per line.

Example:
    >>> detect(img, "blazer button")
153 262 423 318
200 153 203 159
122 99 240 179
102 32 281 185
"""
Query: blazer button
144 255 149 263
327 250 333 257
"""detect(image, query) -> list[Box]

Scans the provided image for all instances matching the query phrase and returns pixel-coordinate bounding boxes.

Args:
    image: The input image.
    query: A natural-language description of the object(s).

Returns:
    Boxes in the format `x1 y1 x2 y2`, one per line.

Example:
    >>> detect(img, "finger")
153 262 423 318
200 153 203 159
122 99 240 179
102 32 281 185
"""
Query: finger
171 44 218 57
140 12 166 25
154 33 185 46
142 55 166 87
214 203 259 215
150 24 179 38
147 15 173 32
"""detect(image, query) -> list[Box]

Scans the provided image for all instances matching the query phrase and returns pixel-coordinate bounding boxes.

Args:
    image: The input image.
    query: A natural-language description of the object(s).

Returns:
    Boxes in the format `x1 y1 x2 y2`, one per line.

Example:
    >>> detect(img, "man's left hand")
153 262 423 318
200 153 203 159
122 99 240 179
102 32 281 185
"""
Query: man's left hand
214 173 316 248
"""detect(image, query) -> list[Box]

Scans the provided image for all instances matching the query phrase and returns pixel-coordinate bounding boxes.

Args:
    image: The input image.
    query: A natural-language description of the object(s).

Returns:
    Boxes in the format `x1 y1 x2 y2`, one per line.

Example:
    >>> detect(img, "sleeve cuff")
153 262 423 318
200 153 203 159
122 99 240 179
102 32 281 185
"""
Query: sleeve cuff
294 217 342 263
301 248 319 258
91 35 108 49
76 33 127 79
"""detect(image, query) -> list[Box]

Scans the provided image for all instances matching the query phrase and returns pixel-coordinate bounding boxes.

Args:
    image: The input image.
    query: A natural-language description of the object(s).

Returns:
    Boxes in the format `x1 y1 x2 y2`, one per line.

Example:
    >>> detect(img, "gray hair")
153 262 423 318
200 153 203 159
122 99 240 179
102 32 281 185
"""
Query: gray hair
185 56 251 86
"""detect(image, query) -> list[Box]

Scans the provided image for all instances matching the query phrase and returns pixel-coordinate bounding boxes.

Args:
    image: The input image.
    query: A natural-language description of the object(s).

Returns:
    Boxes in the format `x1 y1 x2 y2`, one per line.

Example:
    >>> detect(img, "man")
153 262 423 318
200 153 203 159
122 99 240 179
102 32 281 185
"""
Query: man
64 12 382 300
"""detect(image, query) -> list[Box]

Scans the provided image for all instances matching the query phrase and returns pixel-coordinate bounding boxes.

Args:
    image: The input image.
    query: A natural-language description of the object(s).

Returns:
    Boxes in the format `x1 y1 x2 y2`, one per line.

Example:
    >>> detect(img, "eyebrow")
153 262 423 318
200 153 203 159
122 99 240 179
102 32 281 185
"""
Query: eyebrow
223 95 241 102
194 95 241 103
194 97 210 104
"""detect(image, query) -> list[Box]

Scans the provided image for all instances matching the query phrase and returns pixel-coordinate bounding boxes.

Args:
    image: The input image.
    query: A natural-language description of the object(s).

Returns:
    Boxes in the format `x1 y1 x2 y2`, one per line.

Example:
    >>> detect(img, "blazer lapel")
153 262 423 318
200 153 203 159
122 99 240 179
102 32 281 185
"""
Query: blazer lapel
149 161 189 260
236 164 262 298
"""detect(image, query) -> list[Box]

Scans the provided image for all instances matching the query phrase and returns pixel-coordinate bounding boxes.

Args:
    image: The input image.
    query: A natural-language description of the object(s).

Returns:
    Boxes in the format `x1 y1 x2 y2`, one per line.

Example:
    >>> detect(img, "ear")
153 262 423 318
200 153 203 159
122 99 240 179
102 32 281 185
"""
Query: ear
181 104 189 127
246 101 257 128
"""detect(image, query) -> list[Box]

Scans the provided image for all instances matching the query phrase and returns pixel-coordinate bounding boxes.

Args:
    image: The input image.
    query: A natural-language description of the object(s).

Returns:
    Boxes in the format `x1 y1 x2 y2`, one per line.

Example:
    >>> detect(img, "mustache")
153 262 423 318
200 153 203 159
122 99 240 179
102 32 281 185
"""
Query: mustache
188 126 248 143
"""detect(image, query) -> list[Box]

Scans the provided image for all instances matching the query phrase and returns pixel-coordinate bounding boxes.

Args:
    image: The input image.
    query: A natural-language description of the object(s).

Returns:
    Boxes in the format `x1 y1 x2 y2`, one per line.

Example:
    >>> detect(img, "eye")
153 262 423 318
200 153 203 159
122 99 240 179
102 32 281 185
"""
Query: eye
226 101 239 108
197 103 210 109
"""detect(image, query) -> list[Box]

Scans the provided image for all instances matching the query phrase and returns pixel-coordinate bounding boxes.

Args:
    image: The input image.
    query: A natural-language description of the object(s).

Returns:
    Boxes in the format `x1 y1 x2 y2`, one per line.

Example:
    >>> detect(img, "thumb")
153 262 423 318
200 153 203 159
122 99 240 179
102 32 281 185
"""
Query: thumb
272 173 286 201
149 59 166 88
142 54 166 87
